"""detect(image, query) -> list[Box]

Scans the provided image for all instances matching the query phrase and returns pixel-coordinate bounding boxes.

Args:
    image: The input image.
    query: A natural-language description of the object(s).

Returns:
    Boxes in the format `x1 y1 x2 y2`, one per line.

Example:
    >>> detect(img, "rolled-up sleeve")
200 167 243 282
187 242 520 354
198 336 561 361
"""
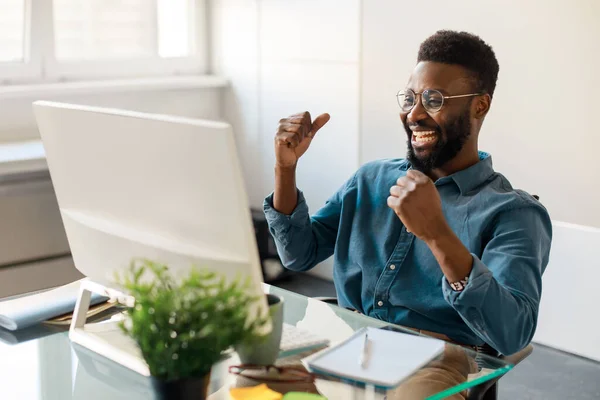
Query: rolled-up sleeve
442 206 552 355
263 175 355 272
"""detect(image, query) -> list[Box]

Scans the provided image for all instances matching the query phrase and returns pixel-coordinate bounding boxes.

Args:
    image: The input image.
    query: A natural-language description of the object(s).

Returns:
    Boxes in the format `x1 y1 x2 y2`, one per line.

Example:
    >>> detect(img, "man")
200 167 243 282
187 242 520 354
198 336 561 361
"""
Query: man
264 30 551 389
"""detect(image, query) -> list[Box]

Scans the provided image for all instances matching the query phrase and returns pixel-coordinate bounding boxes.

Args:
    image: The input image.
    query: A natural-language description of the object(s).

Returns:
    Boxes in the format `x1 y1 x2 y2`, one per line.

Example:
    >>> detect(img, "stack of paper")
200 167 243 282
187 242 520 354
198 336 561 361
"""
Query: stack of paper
0 279 107 331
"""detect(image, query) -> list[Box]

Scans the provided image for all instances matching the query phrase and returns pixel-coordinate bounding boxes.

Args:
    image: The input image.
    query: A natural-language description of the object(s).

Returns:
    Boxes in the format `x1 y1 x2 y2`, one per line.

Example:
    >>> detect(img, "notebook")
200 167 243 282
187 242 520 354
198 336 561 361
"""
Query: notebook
304 326 445 389
0 279 108 331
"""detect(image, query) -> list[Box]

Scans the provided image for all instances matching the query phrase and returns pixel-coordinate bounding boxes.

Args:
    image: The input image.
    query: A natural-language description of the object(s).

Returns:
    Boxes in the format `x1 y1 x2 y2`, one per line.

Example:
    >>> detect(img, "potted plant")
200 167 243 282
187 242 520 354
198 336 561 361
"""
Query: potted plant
116 259 267 400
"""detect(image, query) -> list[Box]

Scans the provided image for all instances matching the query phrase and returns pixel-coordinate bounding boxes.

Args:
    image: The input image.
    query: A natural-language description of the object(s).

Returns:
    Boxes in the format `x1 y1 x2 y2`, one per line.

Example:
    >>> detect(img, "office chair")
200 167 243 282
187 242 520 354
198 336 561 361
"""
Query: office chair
313 296 532 400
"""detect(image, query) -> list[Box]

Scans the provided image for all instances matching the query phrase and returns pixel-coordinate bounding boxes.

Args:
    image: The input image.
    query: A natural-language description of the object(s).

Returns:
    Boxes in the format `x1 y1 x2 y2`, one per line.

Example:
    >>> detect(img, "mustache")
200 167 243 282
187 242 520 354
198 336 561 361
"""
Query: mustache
406 122 441 133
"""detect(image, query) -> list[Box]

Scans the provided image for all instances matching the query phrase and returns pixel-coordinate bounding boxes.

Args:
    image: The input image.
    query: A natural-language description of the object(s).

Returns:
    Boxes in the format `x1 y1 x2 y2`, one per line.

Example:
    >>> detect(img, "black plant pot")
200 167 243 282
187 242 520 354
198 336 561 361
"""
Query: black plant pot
151 373 211 400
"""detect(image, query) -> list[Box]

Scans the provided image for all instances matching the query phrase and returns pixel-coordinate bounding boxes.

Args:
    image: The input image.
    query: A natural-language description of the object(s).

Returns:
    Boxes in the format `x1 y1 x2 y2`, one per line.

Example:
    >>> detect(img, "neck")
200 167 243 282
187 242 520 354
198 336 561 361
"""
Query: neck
427 145 480 181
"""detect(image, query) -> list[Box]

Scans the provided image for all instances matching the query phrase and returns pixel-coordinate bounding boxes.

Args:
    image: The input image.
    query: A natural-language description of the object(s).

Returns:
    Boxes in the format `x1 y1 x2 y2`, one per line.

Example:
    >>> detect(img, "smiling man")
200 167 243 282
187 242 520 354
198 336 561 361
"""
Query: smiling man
264 30 552 395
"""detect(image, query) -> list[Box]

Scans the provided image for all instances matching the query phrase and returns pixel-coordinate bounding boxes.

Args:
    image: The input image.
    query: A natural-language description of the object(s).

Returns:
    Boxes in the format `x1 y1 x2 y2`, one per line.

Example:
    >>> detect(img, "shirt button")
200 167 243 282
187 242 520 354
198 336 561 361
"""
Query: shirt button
389 264 396 270
377 300 384 307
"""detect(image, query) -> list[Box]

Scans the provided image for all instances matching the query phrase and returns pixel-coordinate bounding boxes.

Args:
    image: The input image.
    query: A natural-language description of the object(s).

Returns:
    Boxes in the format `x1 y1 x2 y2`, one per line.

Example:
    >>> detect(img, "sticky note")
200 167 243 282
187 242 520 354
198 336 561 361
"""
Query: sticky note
229 383 283 400
282 393 327 400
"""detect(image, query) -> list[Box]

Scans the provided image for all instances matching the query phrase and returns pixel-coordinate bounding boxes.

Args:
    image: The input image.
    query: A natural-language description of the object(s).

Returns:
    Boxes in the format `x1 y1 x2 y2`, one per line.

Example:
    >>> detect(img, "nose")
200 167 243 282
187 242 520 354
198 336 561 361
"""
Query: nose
406 94 428 125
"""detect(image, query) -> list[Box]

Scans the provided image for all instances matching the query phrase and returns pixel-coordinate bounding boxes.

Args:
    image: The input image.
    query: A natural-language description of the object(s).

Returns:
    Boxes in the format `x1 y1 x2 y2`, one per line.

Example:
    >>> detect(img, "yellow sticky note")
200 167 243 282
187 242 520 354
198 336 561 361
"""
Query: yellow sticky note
229 384 283 400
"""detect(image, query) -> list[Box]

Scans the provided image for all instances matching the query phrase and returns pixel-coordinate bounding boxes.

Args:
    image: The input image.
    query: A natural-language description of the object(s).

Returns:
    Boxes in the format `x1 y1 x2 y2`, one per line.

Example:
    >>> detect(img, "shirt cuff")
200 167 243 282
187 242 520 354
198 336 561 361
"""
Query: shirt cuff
263 190 310 246
442 254 494 309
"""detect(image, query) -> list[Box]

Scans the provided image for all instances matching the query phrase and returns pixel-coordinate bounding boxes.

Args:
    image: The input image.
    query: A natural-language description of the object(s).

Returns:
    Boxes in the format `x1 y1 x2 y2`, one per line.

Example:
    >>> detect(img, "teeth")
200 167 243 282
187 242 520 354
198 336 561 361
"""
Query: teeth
413 130 436 137
413 131 437 143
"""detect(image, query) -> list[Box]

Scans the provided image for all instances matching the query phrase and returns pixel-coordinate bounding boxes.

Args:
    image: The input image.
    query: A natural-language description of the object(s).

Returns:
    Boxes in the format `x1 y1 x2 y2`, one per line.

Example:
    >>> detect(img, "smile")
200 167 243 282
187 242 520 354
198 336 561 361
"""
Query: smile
412 130 437 144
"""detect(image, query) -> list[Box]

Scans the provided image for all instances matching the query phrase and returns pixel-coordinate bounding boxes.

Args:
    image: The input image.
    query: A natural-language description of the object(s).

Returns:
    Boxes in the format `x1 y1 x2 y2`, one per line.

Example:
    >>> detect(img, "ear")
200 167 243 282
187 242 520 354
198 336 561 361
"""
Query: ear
473 94 491 119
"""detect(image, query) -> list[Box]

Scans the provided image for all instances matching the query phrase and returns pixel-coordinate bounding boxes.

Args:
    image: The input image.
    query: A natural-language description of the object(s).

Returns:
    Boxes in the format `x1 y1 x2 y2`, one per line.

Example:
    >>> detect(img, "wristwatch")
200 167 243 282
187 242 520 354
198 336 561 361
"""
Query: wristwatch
449 276 469 292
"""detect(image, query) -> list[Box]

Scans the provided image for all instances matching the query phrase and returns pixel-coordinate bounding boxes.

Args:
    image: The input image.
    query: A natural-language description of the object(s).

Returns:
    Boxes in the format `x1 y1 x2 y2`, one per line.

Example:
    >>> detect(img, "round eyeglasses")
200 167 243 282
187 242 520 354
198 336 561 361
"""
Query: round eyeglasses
396 89 483 113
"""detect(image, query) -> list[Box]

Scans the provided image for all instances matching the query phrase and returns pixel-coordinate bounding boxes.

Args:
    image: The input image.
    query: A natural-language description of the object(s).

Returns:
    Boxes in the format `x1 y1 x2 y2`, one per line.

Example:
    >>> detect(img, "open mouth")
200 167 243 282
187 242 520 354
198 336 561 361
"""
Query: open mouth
411 130 438 146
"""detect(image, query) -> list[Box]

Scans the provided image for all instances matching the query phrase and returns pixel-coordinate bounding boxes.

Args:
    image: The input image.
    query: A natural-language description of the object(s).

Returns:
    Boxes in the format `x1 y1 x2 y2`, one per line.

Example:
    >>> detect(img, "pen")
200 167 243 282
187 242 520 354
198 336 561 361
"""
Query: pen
359 332 369 368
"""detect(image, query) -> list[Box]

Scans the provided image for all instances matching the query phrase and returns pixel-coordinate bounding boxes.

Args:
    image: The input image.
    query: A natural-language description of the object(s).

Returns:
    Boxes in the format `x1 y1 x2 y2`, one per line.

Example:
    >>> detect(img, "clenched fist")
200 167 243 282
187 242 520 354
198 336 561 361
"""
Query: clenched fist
274 111 330 168
387 170 450 242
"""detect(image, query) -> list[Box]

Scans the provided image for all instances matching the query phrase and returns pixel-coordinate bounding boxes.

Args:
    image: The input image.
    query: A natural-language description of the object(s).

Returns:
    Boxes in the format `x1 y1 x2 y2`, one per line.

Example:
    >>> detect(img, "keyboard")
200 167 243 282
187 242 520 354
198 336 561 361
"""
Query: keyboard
279 323 330 358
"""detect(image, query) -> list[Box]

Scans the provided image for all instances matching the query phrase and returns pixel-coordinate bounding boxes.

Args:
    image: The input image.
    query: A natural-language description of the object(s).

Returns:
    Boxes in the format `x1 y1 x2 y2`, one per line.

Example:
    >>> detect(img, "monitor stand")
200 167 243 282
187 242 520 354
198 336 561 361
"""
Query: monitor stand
69 279 150 376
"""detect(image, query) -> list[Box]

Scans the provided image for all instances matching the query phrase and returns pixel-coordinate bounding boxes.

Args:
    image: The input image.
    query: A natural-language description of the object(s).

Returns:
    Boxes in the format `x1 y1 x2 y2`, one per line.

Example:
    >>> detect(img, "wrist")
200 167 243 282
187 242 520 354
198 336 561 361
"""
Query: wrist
422 220 453 245
425 225 474 283
275 163 297 175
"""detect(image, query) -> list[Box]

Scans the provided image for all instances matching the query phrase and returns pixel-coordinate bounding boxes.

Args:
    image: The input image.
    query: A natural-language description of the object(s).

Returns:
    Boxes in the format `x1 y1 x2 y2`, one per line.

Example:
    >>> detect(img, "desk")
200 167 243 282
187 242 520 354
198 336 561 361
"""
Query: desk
0 285 512 400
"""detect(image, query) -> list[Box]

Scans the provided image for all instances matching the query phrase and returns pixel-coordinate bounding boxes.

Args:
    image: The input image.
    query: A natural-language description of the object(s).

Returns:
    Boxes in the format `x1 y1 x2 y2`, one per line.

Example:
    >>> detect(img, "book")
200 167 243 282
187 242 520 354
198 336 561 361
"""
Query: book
304 326 445 389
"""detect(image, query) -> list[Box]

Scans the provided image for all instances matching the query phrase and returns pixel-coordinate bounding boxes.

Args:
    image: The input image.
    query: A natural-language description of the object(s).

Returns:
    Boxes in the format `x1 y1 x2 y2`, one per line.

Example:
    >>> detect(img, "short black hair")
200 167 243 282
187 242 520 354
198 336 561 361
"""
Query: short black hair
417 30 499 98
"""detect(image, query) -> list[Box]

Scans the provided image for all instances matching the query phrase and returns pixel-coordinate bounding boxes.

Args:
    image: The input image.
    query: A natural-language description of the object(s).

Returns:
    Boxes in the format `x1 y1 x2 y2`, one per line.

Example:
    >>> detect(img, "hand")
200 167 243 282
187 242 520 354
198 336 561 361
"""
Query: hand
387 170 450 242
274 111 330 168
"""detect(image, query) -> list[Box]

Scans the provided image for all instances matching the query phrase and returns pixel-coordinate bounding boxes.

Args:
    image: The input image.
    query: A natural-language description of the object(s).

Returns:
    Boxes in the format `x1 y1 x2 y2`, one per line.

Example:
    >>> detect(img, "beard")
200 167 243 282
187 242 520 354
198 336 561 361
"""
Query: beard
404 111 472 173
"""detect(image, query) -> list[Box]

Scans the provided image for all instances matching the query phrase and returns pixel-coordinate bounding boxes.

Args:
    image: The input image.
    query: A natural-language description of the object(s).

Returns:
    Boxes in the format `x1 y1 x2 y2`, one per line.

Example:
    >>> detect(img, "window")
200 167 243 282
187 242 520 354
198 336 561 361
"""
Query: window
0 0 26 63
0 0 205 84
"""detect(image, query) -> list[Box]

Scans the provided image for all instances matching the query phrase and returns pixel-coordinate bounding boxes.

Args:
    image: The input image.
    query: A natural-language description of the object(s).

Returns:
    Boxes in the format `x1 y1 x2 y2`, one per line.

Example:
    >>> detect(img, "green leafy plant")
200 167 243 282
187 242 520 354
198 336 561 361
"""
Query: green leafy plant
116 259 268 382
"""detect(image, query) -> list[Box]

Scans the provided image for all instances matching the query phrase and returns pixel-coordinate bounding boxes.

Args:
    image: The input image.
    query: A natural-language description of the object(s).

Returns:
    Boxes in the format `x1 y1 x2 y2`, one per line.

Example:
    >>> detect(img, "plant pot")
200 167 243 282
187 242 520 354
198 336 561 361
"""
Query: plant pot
151 373 211 400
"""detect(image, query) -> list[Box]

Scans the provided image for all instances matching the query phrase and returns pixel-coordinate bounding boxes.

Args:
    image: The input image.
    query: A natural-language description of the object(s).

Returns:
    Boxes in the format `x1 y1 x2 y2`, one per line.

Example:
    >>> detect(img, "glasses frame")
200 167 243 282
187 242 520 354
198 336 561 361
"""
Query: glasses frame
396 88 483 113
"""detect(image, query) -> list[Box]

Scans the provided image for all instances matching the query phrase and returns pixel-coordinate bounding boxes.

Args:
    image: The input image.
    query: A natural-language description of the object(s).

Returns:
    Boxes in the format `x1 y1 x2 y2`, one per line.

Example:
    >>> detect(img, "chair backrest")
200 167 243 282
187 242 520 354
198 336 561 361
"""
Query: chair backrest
534 221 600 362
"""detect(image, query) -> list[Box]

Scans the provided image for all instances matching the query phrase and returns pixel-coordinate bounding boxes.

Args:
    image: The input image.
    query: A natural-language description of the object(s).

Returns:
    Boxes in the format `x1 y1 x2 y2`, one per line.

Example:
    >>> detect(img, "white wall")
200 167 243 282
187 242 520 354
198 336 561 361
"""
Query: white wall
211 0 361 279
361 0 600 228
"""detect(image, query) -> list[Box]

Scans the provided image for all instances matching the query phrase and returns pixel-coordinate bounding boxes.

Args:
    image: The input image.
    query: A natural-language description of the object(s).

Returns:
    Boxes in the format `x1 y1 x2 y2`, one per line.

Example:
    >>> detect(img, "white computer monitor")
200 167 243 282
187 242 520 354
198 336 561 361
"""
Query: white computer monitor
32 101 269 374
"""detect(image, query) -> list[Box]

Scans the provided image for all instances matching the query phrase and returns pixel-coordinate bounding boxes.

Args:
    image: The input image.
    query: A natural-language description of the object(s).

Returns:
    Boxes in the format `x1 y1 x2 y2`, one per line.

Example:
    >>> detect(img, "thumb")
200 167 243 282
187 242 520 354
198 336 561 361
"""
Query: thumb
308 113 330 138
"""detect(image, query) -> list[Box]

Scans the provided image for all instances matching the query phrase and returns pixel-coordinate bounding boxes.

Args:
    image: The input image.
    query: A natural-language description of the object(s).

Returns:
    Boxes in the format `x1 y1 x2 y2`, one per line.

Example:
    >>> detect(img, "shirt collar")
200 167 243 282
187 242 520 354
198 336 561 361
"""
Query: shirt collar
447 151 495 194
401 151 495 194
398 159 411 171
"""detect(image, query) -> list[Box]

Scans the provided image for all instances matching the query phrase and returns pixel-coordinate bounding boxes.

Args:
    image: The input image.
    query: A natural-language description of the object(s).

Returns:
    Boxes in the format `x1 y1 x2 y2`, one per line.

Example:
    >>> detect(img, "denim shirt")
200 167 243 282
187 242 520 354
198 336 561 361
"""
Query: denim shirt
263 152 552 355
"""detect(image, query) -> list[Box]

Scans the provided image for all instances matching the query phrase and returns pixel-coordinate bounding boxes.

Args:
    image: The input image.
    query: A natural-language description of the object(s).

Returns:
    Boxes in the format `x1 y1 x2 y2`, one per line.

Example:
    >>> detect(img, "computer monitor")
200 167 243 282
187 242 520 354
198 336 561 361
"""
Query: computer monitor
32 101 269 373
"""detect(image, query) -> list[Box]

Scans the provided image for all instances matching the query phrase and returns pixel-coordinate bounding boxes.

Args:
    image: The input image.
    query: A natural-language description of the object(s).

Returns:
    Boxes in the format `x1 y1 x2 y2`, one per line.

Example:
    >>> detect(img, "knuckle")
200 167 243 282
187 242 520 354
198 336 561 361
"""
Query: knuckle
289 124 301 133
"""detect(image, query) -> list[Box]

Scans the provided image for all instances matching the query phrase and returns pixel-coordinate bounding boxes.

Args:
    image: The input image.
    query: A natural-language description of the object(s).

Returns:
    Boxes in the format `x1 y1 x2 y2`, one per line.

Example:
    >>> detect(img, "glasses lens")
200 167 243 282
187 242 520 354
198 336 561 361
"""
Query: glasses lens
422 89 444 111
398 90 415 111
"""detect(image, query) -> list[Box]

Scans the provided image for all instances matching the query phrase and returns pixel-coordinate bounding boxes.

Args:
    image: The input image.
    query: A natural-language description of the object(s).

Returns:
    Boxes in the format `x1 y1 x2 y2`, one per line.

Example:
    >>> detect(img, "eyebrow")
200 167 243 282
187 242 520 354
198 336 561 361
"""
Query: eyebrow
405 87 449 94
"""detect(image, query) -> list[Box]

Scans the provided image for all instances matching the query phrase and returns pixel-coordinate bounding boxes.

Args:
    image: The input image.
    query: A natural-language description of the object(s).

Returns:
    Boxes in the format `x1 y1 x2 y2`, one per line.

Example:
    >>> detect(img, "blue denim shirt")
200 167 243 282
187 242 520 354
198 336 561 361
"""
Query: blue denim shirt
263 152 552 355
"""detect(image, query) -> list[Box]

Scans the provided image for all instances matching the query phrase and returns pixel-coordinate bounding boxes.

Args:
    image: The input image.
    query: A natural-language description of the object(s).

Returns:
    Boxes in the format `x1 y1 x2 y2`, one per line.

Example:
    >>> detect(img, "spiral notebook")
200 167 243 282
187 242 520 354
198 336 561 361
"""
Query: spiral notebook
304 326 445 389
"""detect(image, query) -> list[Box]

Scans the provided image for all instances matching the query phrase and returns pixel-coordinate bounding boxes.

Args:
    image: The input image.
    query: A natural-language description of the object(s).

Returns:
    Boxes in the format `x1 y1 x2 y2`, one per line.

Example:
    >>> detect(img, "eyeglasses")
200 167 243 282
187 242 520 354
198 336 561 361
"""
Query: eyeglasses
228 364 316 383
396 88 483 113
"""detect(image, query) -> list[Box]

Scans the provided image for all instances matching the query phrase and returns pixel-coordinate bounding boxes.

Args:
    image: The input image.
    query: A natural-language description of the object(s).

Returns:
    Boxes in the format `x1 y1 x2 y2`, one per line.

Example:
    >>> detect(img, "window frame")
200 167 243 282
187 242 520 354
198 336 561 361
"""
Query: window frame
0 0 207 85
